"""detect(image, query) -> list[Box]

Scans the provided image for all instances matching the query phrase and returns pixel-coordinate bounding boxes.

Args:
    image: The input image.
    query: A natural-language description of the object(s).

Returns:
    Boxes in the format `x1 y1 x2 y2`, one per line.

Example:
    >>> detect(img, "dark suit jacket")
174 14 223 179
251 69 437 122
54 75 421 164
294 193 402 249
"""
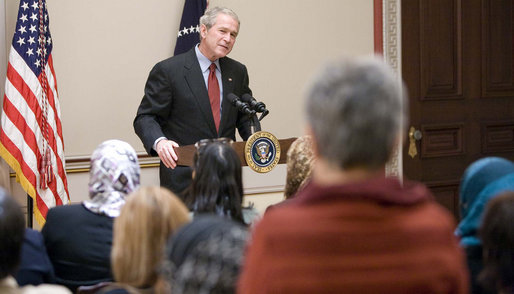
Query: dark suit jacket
15 228 56 286
134 47 253 195
41 204 114 292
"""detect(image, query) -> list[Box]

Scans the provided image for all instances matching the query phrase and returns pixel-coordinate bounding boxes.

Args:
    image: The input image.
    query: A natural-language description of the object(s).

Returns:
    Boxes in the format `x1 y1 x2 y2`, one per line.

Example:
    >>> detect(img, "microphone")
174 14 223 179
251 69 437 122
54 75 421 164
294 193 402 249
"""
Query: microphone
227 93 255 116
241 93 267 113
241 93 269 121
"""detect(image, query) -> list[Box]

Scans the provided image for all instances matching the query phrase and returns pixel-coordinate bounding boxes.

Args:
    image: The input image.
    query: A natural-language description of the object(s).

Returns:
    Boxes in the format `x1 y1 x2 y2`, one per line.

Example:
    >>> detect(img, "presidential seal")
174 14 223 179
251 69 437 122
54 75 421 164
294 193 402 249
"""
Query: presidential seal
245 131 281 173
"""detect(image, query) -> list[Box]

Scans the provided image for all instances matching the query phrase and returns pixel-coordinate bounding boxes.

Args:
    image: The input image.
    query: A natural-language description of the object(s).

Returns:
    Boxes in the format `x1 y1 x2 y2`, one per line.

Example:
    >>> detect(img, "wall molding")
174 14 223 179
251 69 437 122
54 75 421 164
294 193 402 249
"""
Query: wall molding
66 153 159 173
21 154 285 196
381 0 403 179
9 153 160 176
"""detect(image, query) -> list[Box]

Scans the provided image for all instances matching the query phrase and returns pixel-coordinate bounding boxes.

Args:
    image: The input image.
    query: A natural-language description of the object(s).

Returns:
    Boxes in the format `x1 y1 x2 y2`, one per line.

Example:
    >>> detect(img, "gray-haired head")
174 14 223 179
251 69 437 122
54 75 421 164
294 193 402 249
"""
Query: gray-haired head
305 56 407 170
199 6 240 38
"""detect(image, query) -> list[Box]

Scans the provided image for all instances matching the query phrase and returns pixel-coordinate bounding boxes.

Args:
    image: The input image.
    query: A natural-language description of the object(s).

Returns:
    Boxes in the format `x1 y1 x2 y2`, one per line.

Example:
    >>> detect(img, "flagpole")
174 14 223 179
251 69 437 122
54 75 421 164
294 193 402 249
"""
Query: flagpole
27 194 33 227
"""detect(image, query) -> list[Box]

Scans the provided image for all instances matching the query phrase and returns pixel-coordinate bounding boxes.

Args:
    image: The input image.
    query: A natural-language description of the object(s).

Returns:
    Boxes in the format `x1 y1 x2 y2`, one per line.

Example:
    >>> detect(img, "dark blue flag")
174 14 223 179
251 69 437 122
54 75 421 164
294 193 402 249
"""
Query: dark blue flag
174 0 207 56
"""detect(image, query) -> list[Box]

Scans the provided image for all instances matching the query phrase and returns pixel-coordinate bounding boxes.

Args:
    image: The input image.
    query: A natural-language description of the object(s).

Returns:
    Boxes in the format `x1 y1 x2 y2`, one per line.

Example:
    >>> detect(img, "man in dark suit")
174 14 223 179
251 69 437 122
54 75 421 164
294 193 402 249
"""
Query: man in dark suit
134 7 253 197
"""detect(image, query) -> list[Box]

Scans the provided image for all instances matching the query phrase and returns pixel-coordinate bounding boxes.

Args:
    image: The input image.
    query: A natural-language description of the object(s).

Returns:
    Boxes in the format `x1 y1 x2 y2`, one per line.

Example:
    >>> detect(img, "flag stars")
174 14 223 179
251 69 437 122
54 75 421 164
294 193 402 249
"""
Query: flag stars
34 59 40 68
18 25 27 34
30 13 38 22
26 48 33 57
27 36 35 45
20 14 28 22
29 25 36 33
31 1 38 10
16 37 25 46
21 2 29 10
36 48 42 56
47 37 52 45
178 25 200 37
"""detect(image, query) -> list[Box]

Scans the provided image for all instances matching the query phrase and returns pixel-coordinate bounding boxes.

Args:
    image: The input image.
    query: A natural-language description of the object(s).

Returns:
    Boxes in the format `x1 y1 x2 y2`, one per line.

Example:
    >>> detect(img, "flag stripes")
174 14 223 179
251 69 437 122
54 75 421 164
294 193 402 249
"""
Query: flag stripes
0 0 69 225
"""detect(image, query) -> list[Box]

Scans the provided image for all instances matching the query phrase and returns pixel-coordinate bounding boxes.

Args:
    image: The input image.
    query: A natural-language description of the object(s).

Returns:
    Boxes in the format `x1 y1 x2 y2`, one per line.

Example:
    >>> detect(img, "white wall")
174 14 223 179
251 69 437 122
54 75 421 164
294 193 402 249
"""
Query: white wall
2 0 374 221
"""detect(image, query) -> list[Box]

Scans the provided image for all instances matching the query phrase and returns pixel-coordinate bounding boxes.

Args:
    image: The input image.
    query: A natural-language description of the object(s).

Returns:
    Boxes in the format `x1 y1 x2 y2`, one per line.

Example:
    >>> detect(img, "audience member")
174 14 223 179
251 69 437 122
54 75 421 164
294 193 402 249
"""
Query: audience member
455 157 514 294
0 187 70 294
14 228 55 286
166 215 248 294
102 186 190 294
479 191 514 294
237 56 469 293
185 139 259 226
41 140 140 292
284 135 314 199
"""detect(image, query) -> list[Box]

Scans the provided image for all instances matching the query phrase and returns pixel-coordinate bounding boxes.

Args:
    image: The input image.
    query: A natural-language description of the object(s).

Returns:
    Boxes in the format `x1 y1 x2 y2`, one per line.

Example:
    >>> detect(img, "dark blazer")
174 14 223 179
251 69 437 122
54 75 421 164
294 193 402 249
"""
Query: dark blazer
14 228 56 286
41 204 114 292
134 47 253 195
464 245 495 294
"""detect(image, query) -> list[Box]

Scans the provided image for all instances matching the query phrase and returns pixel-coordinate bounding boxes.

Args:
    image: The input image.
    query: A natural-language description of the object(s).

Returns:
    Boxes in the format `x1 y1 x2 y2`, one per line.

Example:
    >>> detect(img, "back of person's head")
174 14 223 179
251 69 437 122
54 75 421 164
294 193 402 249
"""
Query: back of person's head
84 139 140 217
111 186 190 290
305 56 407 171
479 191 514 292
187 141 245 224
165 215 248 294
284 135 315 199
456 157 514 246
0 187 25 279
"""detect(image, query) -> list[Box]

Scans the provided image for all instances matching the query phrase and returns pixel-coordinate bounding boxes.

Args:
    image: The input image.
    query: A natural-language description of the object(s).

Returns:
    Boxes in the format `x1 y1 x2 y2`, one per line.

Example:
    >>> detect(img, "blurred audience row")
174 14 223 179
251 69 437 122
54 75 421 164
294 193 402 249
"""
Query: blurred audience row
2 56 514 294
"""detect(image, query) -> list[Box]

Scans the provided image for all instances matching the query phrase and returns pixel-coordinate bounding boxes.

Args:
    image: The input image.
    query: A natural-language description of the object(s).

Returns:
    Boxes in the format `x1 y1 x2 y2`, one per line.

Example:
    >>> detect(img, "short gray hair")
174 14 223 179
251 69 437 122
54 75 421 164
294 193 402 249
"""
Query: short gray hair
199 6 240 31
305 56 407 170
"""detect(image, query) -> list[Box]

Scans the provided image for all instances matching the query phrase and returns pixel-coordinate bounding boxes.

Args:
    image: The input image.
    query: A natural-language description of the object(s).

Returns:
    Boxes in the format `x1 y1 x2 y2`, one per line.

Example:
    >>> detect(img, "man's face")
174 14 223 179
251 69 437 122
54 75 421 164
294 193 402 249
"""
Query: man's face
199 13 239 61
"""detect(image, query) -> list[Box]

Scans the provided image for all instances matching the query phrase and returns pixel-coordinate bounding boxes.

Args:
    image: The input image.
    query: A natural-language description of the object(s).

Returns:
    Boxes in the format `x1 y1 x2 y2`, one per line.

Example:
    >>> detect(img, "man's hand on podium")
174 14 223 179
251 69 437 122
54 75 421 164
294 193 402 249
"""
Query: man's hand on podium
156 139 179 169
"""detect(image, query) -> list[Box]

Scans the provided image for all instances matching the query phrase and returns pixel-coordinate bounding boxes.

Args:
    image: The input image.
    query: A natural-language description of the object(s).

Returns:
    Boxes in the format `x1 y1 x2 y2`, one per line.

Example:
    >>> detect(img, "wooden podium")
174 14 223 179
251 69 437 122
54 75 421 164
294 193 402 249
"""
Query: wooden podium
175 137 297 167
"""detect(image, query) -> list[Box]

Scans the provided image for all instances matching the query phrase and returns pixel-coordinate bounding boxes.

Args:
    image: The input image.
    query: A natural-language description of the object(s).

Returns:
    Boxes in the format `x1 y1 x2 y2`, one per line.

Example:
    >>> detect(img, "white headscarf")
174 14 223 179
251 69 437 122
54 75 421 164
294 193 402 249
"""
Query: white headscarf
83 139 140 217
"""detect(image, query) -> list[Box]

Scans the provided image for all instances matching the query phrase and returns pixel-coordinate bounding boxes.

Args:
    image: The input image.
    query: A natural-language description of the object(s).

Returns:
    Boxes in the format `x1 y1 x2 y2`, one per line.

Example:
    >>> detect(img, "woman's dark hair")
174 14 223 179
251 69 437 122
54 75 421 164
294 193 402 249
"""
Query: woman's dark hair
186 142 245 225
0 188 25 279
479 191 514 293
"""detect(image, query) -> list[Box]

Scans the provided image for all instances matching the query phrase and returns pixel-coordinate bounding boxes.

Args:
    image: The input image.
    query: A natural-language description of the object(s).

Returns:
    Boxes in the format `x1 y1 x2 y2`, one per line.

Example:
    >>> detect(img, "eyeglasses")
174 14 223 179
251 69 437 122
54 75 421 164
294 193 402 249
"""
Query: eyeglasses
194 138 234 161
194 137 233 150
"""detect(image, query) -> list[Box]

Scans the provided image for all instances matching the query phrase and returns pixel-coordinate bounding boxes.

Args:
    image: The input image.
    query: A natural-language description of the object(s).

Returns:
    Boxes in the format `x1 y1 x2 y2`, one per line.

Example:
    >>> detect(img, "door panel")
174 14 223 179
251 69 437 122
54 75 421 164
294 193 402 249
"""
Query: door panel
402 0 514 219
420 0 462 100
482 0 514 97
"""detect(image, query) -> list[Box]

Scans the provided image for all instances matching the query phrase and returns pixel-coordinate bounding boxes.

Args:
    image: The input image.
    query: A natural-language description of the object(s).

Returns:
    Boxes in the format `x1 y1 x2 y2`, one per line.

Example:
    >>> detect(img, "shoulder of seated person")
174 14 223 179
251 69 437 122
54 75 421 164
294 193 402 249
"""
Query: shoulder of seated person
21 284 72 294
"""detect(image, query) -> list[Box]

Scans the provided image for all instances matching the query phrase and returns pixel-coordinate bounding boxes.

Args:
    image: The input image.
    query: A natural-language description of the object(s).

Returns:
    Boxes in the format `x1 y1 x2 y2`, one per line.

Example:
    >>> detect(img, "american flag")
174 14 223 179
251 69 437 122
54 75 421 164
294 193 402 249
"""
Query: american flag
0 0 69 225
174 0 207 56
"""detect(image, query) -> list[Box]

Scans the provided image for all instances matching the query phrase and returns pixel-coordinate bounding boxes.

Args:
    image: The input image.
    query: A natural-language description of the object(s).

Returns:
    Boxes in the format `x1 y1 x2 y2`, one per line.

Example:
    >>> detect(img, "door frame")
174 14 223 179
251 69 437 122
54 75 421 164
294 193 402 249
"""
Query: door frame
374 0 404 179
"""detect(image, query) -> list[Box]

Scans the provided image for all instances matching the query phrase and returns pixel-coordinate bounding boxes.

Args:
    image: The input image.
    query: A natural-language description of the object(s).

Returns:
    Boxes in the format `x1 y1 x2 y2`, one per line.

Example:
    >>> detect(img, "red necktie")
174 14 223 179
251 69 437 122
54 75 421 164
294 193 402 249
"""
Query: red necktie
208 63 221 132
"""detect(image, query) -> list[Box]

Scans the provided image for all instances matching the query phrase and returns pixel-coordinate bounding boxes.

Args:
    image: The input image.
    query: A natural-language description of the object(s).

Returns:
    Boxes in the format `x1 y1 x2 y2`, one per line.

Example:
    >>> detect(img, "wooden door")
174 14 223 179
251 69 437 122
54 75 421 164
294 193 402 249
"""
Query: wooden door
402 0 514 219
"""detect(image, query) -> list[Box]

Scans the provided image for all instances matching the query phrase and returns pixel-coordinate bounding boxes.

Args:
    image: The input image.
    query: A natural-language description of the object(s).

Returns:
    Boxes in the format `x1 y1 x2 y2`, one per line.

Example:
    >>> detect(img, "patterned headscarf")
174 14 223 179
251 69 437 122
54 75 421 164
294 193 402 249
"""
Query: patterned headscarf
284 135 315 199
83 139 140 217
455 157 514 246
166 215 248 294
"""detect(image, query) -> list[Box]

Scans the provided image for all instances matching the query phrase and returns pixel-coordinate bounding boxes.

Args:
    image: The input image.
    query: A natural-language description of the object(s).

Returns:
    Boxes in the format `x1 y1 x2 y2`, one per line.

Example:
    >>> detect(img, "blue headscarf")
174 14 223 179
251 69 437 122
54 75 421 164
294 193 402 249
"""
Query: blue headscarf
455 157 514 246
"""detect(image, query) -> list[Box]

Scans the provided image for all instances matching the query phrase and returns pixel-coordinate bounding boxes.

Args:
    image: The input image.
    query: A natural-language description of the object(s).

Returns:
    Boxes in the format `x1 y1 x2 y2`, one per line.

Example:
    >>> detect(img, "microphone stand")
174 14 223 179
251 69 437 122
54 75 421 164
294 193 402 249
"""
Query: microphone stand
249 111 261 134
